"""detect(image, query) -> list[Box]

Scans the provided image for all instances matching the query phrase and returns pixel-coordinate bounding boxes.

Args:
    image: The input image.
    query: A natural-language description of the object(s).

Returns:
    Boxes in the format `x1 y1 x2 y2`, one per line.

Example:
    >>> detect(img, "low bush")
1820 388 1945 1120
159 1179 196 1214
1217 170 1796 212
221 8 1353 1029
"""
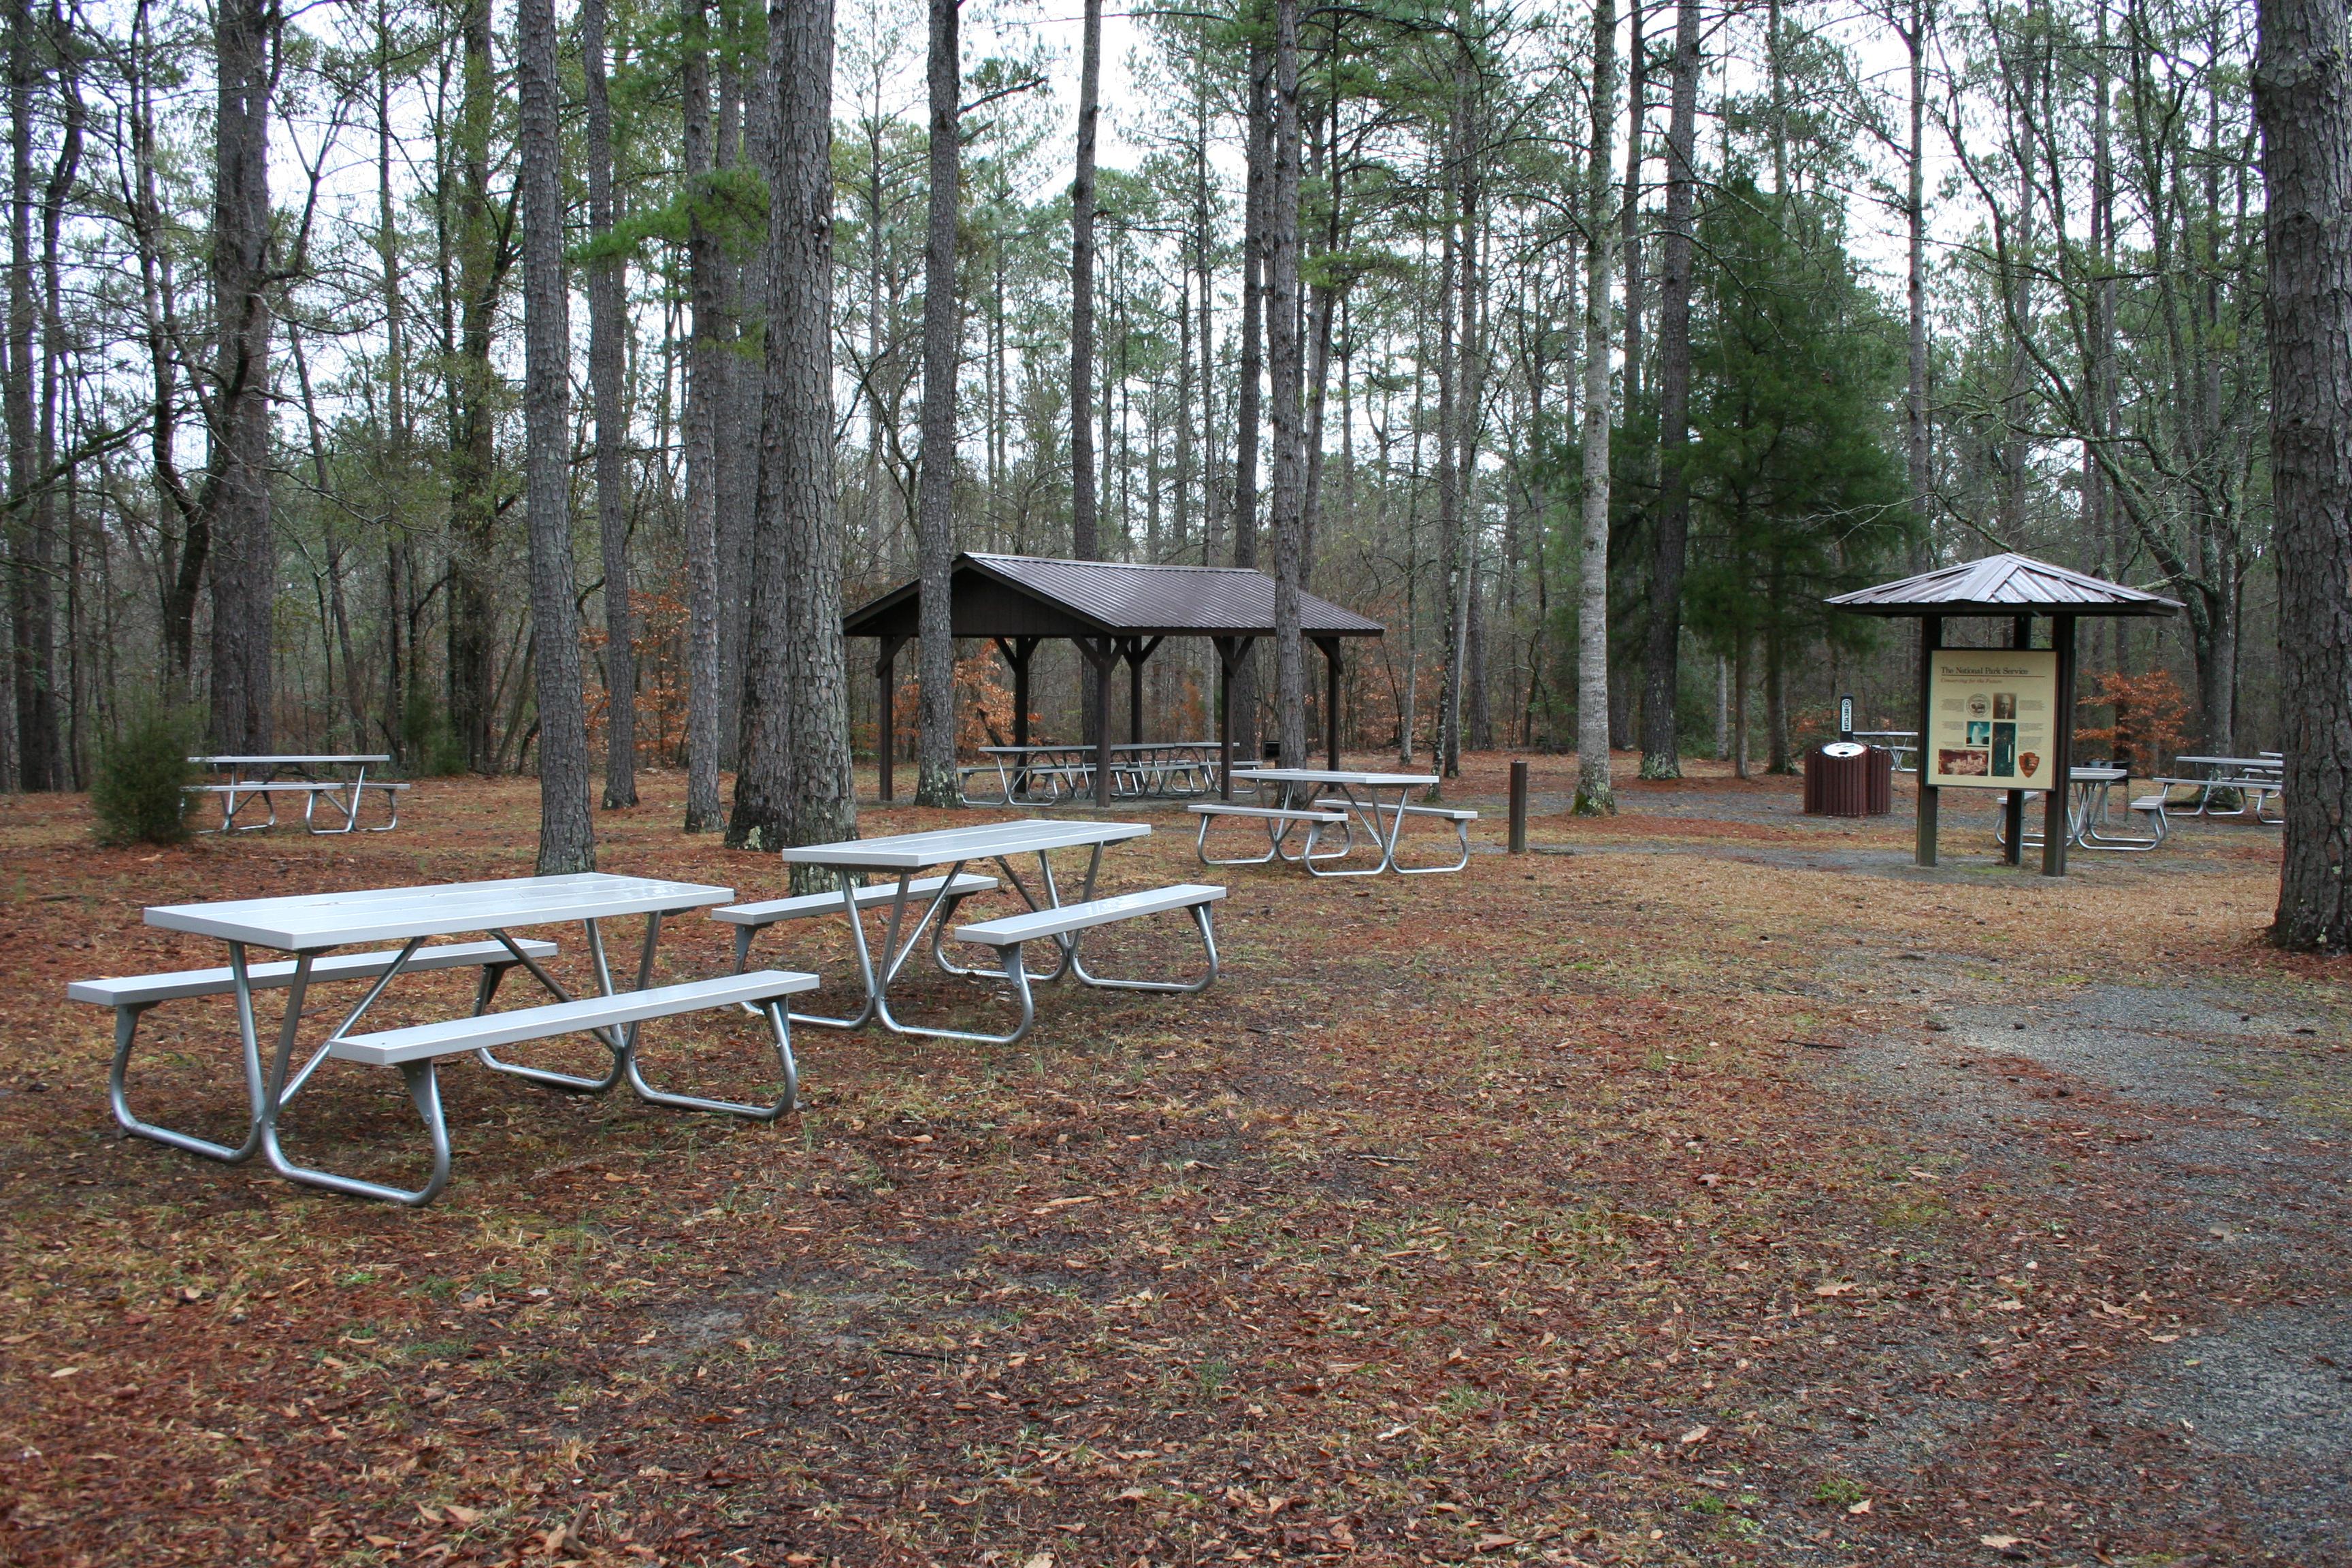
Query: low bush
91 702 201 846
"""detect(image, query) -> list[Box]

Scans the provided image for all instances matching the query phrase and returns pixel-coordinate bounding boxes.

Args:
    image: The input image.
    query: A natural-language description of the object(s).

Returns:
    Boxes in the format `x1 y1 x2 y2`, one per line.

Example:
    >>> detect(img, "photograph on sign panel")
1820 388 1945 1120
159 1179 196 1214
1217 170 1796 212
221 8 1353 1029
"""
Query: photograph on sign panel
1993 723 2018 776
1940 748 1991 777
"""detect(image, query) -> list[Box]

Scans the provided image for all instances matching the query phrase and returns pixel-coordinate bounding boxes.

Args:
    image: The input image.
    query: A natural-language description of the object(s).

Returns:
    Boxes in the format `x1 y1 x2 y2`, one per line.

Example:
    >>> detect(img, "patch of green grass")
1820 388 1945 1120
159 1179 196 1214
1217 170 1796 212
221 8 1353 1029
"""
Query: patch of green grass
1813 1475 1869 1507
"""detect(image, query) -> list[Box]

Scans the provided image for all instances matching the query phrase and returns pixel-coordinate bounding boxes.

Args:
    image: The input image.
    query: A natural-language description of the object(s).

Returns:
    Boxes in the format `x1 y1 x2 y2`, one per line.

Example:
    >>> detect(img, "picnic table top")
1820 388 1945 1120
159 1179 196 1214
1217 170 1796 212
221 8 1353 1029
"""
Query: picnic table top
774 819 1152 871
2173 754 2283 771
1233 767 1440 788
977 741 1216 756
189 754 392 767
144 872 733 951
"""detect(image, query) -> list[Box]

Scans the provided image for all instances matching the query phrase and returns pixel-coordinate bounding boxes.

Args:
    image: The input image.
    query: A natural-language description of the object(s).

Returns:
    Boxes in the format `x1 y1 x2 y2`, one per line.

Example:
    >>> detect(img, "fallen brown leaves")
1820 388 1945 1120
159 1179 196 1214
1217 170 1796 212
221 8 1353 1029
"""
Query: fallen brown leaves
0 758 2336 1567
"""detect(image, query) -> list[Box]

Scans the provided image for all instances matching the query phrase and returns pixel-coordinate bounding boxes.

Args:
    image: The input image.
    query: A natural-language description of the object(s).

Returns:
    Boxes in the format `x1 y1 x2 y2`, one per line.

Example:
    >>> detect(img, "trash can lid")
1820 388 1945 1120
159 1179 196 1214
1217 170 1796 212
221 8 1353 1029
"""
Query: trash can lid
1820 741 1867 759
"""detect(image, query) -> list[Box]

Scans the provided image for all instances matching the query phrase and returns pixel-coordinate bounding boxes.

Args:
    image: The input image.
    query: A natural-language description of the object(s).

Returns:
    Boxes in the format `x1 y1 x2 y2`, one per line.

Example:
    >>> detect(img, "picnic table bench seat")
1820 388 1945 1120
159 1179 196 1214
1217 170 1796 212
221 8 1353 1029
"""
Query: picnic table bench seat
1188 801 1351 867
1298 797 1477 875
2150 773 2283 823
76 937 558 1166
952 883 1226 1035
713 872 999 969
184 777 411 832
317 968 819 1206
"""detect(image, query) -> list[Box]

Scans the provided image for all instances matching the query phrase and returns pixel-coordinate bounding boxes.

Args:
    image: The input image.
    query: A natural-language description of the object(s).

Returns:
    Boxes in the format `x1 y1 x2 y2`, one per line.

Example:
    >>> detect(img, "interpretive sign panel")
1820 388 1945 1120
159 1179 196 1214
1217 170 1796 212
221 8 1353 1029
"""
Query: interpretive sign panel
1925 649 2059 791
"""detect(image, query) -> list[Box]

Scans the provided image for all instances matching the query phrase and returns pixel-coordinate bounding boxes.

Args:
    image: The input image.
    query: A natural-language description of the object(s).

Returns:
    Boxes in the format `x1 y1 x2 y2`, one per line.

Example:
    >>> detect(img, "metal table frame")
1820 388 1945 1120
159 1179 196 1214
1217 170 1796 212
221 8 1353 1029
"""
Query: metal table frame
2164 755 2285 822
131 875 760 1205
1997 766 2157 853
189 754 400 834
775 820 1158 1045
1231 768 1465 876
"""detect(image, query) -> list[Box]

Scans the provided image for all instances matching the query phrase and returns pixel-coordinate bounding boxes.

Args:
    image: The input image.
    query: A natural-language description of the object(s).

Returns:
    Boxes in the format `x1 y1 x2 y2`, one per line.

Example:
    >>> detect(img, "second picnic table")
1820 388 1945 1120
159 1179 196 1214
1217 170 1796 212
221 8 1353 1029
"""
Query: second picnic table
748 818 1224 1046
187 753 408 834
1196 767 1477 876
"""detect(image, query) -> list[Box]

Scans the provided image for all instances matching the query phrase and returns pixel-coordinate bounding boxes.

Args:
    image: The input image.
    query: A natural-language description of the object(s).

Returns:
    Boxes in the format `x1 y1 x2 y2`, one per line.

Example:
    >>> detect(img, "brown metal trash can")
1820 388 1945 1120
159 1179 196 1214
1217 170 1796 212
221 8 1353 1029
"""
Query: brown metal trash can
1803 742 1893 816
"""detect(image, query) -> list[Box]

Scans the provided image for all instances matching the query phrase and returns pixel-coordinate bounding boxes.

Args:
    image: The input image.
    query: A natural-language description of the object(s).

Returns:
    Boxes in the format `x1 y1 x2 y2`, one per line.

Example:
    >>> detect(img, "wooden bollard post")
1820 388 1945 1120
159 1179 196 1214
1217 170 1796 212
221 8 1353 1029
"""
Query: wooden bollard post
1508 758 1529 853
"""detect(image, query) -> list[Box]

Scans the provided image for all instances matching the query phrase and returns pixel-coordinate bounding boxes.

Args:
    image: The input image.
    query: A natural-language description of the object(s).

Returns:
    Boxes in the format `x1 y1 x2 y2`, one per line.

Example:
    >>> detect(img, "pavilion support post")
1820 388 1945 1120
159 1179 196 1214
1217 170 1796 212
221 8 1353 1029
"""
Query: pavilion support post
1916 616 1940 867
1318 638 1342 767
993 636 1039 753
1120 637 1161 749
2002 615 2032 866
2042 614 2077 877
1077 637 1114 808
877 636 905 803
1130 642 1145 745
1214 636 1252 800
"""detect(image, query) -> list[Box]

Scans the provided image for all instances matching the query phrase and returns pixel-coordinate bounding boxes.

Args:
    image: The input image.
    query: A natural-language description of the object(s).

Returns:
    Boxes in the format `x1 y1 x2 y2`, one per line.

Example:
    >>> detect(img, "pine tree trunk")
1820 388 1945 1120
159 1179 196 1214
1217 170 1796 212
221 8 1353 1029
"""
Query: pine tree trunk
1571 0 1618 815
1905 0 1931 567
1620 0 1646 414
1071 0 1100 564
203 0 276 754
716 37 753 768
1230 29 1272 762
5 0 58 788
913 0 962 807
448 0 500 771
583 0 638 808
1268 0 1307 767
772 0 855 868
681 0 724 831
730 0 796 853
1638 0 1699 779
519 0 594 873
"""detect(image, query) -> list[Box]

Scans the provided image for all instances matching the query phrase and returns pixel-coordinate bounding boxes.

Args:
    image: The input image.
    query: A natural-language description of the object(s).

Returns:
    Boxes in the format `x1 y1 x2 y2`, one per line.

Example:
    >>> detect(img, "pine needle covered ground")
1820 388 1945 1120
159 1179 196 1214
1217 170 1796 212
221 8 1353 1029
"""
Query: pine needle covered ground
2 757 2343 1566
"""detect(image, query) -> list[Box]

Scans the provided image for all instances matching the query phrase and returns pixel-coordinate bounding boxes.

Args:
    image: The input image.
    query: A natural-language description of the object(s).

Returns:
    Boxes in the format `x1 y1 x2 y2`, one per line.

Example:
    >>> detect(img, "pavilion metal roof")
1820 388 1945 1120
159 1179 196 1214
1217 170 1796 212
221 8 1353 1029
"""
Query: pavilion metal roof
842 553 1386 641
1824 552 2181 617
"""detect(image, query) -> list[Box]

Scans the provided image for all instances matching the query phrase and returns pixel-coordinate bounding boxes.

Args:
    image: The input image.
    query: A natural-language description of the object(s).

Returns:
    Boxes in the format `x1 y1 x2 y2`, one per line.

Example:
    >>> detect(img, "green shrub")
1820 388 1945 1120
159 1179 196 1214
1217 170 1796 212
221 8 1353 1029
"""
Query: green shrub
91 702 201 846
402 688 468 777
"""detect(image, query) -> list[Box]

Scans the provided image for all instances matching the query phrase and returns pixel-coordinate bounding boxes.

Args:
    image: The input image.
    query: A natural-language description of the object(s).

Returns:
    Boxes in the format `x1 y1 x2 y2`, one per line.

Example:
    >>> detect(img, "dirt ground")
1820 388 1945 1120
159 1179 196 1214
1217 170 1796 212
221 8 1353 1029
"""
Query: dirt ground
1 753 2345 1567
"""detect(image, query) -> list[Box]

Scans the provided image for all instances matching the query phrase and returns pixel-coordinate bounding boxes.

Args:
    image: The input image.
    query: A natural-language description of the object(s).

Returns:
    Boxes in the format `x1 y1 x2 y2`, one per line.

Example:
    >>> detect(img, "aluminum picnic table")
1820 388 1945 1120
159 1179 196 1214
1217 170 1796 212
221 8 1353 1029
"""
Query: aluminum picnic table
2002 765 2140 851
970 741 1221 803
189 753 399 834
775 818 1153 1042
131 873 736 1203
1230 767 1463 876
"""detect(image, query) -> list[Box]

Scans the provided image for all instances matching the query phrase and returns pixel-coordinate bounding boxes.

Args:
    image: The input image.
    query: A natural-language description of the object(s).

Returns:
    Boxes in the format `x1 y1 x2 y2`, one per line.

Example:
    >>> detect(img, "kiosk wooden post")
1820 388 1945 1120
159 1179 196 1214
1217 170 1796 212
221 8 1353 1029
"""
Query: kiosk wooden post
2000 617 2032 866
1915 617 1940 866
2041 614 2078 877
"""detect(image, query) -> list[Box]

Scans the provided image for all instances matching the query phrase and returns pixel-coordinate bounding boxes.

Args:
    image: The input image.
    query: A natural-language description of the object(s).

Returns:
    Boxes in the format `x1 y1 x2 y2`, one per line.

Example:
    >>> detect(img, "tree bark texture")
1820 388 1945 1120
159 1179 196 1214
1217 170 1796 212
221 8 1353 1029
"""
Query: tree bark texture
1071 0 1101 563
1573 0 1618 815
913 0 961 806
2256 0 2352 949
1229 28 1272 762
1638 0 1699 778
5 0 67 788
1268 0 1307 767
681 0 723 830
446 0 500 770
204 0 276 753
583 0 638 808
777 0 855 865
519 0 593 872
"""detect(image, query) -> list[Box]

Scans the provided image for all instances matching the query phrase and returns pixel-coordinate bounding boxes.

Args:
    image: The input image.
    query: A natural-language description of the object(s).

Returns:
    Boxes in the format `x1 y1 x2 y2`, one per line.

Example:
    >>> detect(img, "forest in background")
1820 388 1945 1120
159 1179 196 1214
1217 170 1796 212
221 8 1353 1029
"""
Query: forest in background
0 0 2267 815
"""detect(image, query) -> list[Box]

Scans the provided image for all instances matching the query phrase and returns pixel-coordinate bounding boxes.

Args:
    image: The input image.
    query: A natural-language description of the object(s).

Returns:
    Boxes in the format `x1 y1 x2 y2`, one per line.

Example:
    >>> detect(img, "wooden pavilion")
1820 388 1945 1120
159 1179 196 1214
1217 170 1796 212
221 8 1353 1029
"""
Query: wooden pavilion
842 553 1386 806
